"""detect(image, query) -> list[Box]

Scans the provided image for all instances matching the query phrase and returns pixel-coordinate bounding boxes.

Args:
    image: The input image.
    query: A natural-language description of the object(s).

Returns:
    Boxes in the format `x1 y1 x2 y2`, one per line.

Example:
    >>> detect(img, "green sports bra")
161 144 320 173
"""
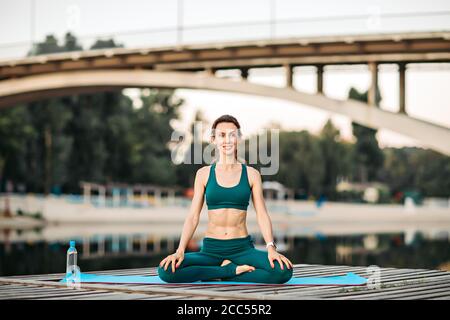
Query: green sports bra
205 162 251 211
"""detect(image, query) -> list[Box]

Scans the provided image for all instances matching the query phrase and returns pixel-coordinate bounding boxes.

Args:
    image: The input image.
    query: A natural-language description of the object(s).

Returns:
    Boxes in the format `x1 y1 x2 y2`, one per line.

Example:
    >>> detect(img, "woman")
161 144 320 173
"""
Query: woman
158 114 293 284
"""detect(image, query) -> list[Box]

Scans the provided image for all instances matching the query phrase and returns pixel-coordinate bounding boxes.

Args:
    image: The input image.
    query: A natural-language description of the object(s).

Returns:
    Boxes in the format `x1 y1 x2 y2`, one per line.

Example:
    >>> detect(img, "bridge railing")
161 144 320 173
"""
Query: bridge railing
0 9 449 60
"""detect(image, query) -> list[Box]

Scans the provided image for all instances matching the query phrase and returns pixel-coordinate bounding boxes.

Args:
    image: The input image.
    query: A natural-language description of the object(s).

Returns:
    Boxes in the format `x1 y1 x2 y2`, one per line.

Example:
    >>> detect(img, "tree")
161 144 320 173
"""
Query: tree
0 32 184 194
128 89 183 186
348 87 384 182
275 131 324 198
175 109 209 188
319 118 347 199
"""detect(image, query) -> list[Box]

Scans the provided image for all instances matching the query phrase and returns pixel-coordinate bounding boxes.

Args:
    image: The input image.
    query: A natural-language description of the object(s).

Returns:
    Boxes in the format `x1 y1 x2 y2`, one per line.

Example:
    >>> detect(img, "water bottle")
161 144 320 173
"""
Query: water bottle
66 240 77 276
66 240 80 288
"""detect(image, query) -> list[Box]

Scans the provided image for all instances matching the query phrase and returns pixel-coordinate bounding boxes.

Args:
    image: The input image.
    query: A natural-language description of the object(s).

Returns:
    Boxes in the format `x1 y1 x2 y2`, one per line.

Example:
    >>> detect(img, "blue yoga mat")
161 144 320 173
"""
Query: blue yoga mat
60 272 367 286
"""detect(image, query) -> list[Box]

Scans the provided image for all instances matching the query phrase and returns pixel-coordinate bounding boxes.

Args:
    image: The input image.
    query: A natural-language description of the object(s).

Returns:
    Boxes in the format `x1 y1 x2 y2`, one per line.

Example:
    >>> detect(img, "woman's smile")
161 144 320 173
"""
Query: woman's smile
222 144 234 150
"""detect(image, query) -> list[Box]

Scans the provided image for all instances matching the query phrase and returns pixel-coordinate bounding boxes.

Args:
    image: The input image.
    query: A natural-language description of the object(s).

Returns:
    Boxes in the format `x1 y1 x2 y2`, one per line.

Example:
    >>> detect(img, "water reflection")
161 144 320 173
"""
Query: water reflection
0 226 449 277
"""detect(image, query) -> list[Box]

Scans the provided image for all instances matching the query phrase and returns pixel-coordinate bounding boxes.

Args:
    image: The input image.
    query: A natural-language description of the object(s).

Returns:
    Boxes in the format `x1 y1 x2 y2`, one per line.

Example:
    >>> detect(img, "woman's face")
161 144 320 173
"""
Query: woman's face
213 122 240 157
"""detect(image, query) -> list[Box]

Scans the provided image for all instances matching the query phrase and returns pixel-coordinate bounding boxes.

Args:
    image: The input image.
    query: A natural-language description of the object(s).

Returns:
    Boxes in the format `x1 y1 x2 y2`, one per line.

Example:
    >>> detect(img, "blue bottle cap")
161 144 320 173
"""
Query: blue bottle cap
70 240 75 247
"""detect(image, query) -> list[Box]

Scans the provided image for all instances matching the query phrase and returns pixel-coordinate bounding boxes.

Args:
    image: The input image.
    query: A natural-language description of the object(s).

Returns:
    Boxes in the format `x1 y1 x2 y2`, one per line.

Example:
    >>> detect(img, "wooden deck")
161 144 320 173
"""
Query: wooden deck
0 264 449 300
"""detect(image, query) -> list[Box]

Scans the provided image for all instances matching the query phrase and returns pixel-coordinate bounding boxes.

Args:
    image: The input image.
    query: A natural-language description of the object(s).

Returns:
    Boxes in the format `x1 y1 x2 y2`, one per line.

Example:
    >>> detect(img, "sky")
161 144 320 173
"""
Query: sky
1 0 450 149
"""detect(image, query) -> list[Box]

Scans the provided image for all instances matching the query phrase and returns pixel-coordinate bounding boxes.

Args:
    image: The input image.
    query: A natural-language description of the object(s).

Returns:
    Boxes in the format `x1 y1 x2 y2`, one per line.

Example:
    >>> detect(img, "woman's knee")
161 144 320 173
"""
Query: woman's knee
278 266 293 283
271 263 293 283
157 266 177 283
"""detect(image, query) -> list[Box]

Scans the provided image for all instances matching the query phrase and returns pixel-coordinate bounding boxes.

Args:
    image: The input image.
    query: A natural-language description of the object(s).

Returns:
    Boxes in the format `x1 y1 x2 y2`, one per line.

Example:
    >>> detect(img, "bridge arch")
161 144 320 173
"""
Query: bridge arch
0 69 449 156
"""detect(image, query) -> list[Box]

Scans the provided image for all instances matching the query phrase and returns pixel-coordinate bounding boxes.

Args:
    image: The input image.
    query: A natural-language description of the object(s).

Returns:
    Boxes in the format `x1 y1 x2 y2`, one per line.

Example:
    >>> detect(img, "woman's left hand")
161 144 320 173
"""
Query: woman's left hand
267 247 293 270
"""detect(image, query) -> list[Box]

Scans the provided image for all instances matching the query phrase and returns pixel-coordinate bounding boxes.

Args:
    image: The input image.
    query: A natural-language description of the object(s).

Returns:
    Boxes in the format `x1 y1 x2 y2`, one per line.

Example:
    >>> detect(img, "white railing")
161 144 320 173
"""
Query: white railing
1 9 449 60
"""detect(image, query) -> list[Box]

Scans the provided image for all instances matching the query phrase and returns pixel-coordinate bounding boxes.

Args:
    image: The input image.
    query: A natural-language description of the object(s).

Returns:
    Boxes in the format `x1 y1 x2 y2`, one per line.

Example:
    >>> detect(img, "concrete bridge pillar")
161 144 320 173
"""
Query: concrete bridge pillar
240 67 249 80
368 61 379 107
204 67 215 76
399 62 407 114
284 64 294 88
316 64 324 94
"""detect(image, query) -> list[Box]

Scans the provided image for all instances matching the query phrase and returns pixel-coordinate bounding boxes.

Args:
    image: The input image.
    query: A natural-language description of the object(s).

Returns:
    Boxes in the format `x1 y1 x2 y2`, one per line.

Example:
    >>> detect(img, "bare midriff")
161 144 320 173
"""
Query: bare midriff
204 208 249 240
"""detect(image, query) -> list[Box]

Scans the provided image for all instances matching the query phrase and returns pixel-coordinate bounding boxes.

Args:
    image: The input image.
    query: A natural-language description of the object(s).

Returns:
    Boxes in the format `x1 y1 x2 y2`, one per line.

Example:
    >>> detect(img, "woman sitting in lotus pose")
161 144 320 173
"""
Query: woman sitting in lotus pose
158 114 293 284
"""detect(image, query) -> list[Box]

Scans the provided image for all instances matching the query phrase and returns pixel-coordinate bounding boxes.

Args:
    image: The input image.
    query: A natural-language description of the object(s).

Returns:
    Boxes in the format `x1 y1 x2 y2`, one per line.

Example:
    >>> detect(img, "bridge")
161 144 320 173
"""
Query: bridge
0 31 449 155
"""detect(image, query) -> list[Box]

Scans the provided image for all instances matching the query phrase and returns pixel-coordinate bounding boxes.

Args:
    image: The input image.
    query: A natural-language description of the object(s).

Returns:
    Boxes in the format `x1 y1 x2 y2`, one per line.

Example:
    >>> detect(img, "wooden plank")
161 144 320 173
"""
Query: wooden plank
68 292 154 300
37 293 169 300
0 285 40 291
319 278 450 300
352 284 450 300
321 284 448 299
133 294 183 300
15 292 113 300
0 288 98 299
428 296 450 300
0 277 288 300
137 295 201 300
20 292 113 300
275 273 450 299
0 288 75 297
2 290 113 300
181 296 218 300
394 290 450 300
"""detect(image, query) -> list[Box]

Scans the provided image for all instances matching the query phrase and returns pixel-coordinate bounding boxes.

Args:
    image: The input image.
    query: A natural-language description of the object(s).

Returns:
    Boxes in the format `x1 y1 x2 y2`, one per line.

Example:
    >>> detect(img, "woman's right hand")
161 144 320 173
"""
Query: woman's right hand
159 249 184 273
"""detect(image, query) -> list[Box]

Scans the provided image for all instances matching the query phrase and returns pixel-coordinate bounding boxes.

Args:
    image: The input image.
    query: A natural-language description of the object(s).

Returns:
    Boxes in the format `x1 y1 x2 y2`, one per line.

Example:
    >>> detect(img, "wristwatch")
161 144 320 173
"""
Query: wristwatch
266 241 277 250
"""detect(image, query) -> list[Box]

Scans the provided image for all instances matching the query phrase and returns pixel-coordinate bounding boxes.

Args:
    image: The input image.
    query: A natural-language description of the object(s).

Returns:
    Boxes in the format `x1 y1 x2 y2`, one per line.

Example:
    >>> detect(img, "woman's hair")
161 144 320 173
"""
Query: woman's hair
210 114 246 164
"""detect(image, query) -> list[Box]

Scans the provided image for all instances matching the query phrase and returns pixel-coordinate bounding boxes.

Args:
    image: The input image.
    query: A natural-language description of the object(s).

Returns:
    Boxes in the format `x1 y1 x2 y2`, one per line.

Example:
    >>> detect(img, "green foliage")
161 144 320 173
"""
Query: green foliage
348 87 384 183
319 119 349 199
0 33 182 194
378 147 450 197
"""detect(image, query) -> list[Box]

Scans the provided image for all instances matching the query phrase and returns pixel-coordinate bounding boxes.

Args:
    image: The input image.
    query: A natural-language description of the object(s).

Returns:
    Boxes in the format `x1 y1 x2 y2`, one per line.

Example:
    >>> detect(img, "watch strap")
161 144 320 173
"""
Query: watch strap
266 241 277 249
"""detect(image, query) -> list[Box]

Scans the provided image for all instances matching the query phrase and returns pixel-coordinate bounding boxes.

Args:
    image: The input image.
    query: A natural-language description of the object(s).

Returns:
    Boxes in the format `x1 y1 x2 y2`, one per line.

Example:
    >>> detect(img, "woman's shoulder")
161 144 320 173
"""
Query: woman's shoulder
196 164 212 175
244 163 257 171
194 165 213 188
244 164 261 178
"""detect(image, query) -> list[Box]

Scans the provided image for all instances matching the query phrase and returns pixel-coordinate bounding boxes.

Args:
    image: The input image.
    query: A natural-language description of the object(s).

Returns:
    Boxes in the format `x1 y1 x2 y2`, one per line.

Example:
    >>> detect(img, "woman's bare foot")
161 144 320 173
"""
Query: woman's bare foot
221 259 255 275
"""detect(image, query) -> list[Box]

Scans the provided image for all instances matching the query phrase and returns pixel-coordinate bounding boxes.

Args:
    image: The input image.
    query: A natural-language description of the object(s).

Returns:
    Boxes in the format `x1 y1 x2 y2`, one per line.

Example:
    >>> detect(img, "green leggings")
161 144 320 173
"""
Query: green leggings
157 235 293 284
